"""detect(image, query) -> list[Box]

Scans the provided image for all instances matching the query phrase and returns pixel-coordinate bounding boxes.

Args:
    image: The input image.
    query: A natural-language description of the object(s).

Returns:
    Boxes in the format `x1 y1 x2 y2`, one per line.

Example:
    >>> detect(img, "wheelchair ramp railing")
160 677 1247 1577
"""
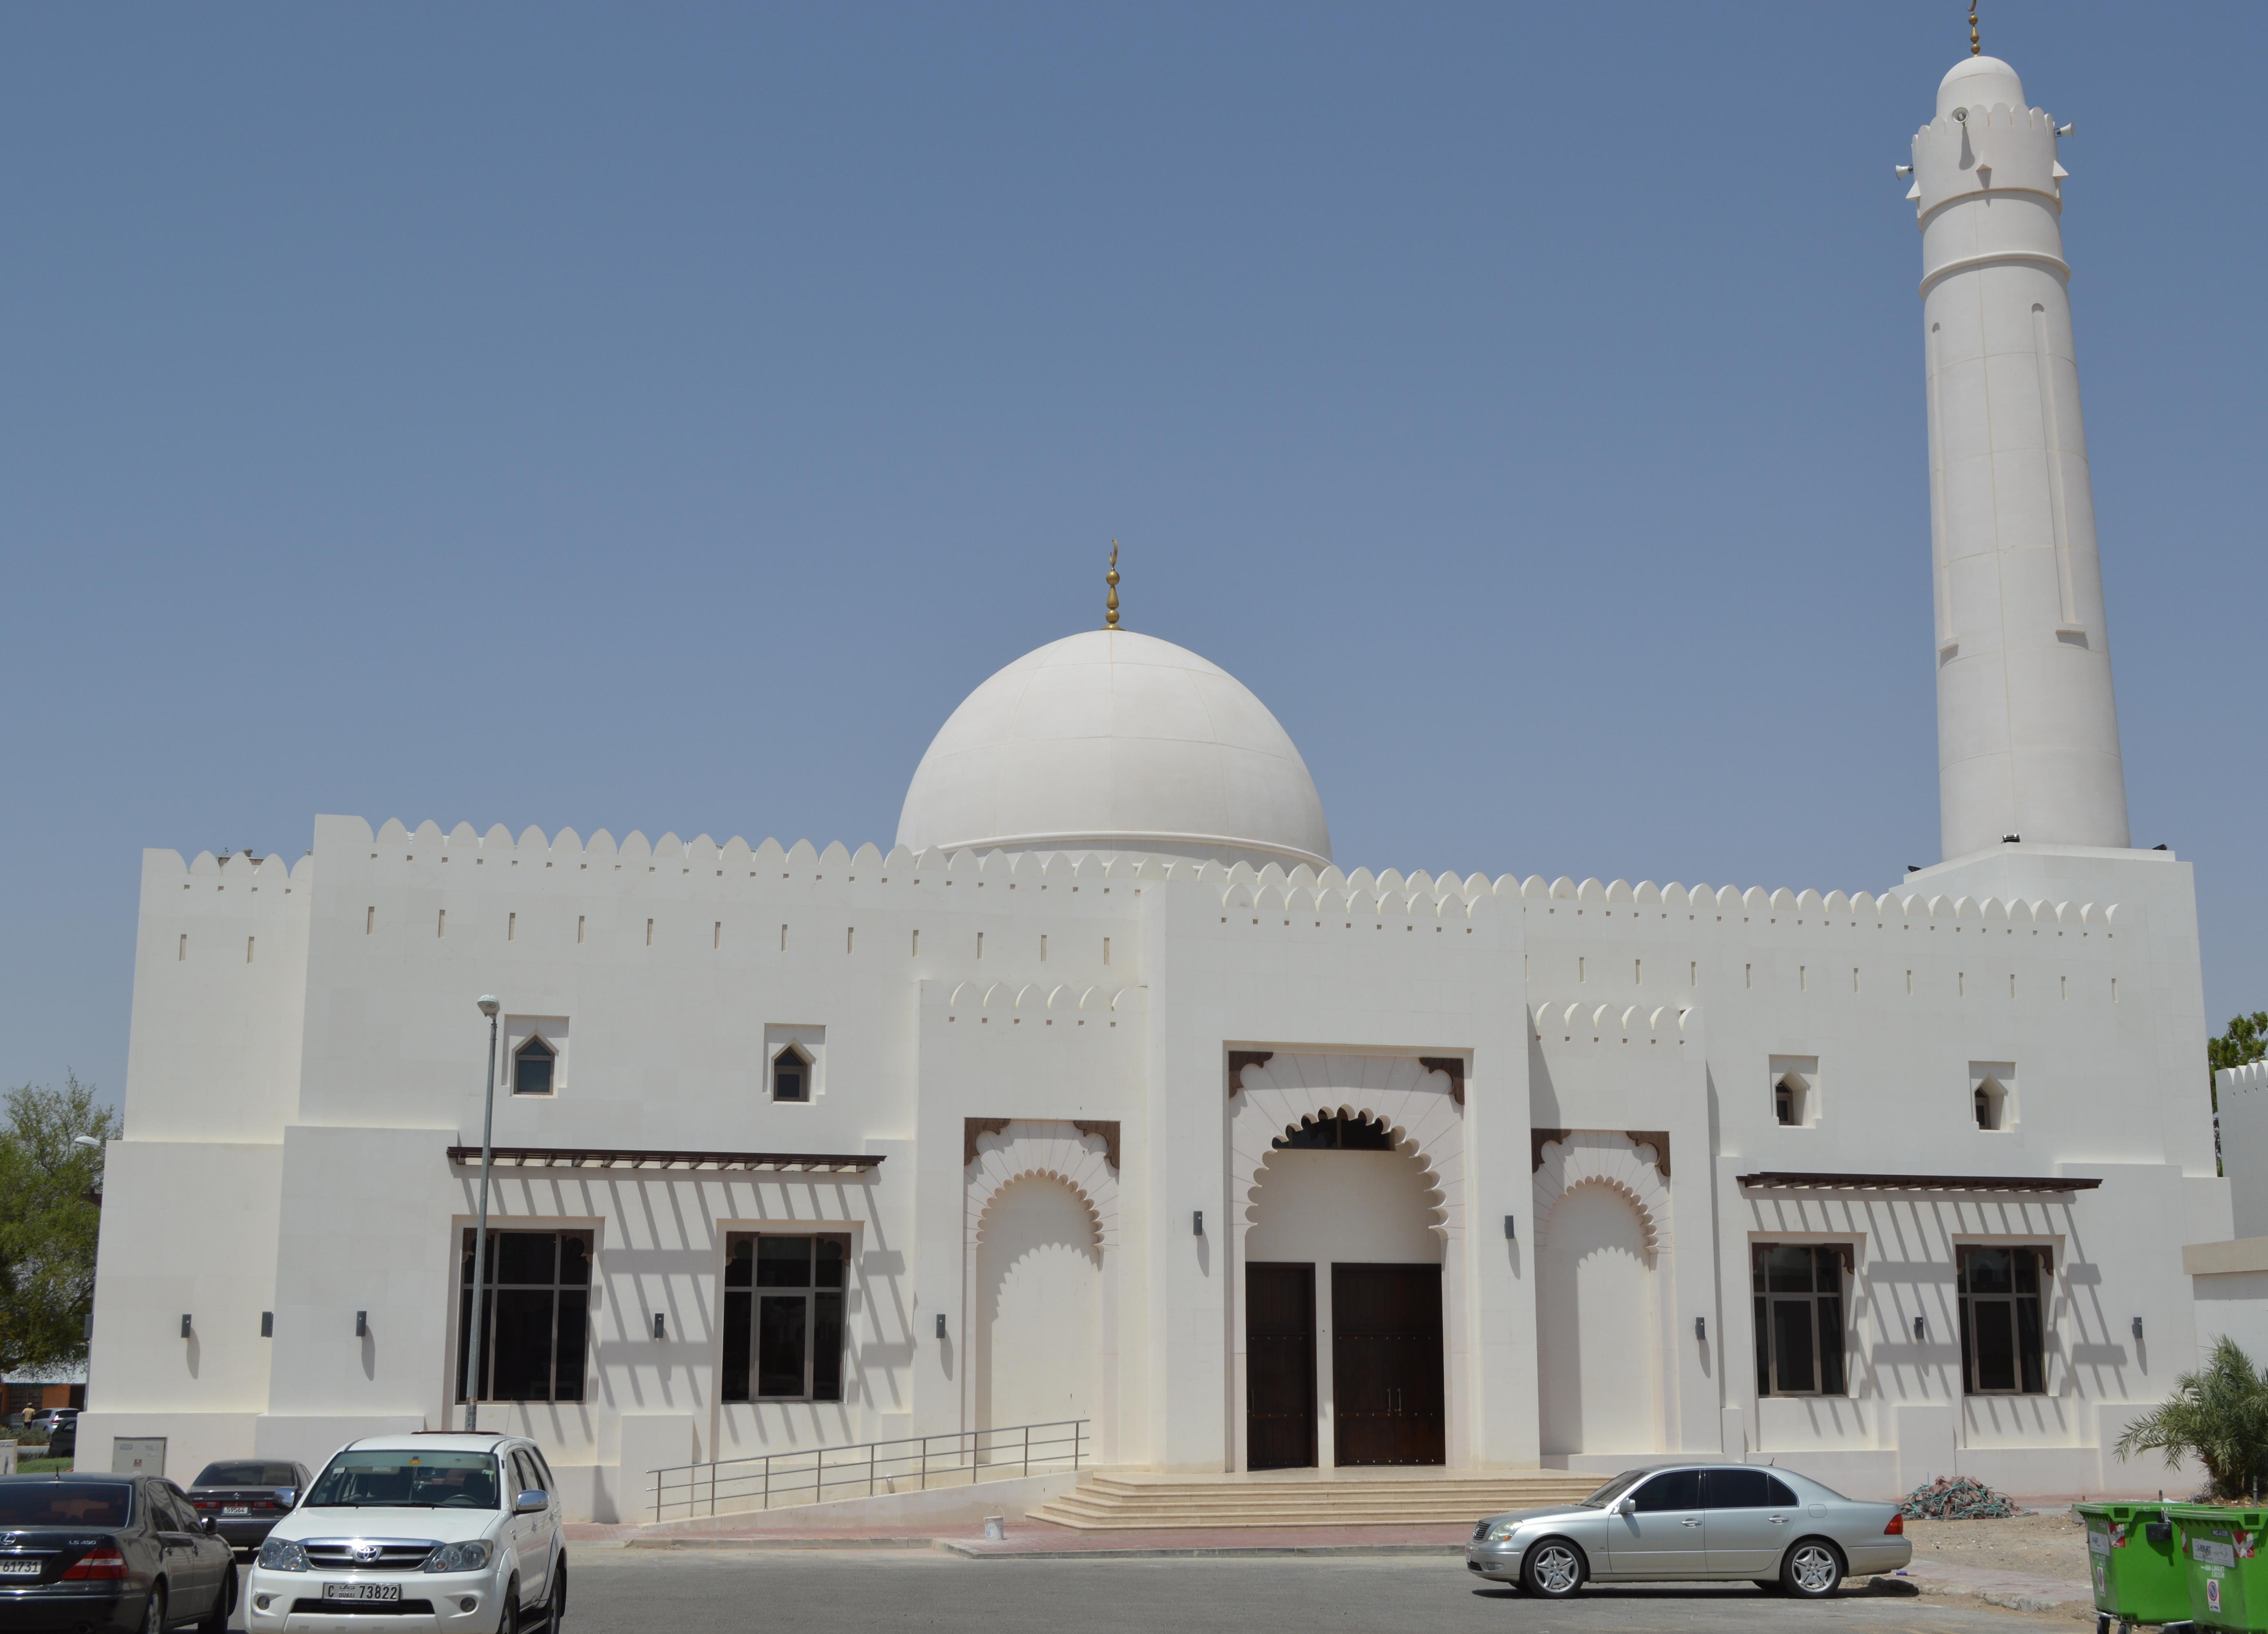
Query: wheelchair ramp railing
648 1418 1089 1523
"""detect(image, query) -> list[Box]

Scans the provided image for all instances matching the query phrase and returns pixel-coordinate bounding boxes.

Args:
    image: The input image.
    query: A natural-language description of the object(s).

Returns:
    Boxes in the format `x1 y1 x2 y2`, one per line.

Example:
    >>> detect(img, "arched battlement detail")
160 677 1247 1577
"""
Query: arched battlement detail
1532 1131 1671 1260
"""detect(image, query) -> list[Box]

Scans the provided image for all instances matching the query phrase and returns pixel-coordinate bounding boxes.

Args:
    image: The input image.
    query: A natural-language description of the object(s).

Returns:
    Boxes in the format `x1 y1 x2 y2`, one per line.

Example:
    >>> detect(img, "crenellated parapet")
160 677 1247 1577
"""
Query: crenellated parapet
183 817 2124 952
1908 98 2069 229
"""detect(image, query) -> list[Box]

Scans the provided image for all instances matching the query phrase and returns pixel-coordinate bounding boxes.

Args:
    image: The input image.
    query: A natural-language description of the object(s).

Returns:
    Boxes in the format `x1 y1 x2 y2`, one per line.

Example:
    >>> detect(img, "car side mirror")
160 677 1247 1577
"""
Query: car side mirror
274 1489 297 1509
201 1516 217 1535
514 1489 548 1515
1617 1498 1637 1517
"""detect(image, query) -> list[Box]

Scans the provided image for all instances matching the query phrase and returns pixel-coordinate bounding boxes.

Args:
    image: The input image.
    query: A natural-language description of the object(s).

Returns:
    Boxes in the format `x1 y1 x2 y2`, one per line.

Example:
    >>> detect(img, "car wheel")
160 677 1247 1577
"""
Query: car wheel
197 1564 237 1634
142 1583 166 1634
497 1578 519 1634
1781 1539 1844 1598
546 1554 567 1628
1521 1538 1586 1598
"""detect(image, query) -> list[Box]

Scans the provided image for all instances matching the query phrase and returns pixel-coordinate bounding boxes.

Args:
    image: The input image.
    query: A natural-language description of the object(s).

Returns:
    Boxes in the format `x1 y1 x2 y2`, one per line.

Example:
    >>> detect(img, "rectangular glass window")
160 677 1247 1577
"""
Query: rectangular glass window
1957 1245 2049 1395
722 1233 850 1404
1751 1244 1849 1396
457 1228 592 1404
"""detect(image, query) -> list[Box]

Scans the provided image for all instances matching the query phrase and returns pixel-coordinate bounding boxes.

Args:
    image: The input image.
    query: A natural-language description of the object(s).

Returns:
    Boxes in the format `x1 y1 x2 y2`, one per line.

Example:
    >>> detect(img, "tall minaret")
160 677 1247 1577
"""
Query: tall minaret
1910 52 2131 860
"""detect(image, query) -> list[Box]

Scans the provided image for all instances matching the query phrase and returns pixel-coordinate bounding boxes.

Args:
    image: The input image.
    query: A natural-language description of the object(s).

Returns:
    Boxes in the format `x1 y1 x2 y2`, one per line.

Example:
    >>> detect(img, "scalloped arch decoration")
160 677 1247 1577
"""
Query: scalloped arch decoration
966 1120 1120 1252
1231 1054 1463 1241
1532 1131 1671 1259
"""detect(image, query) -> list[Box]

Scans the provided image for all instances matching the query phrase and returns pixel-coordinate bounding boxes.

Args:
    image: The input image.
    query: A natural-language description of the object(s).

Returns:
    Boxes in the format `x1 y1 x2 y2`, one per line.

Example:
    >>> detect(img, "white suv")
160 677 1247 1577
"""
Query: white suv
246 1433 565 1633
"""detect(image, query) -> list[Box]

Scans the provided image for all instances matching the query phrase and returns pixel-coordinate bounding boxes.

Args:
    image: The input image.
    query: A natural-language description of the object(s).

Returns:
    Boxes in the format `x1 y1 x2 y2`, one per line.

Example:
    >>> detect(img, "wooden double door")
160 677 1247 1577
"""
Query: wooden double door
1246 1262 1444 1469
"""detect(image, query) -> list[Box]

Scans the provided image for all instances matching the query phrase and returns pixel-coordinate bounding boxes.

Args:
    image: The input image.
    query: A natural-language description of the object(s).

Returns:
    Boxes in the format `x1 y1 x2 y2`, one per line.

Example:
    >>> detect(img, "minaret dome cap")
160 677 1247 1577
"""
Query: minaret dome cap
1937 55 2026 118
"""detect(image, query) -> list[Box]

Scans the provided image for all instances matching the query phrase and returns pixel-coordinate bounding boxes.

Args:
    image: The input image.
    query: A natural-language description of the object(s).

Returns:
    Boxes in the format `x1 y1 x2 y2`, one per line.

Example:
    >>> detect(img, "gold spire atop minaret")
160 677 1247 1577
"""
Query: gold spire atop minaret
1105 539 1121 630
1969 0 1981 56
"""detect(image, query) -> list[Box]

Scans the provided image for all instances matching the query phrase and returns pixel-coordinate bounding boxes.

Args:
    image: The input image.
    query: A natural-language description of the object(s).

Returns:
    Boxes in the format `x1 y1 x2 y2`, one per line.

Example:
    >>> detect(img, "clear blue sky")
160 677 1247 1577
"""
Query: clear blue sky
5 3 2264 1111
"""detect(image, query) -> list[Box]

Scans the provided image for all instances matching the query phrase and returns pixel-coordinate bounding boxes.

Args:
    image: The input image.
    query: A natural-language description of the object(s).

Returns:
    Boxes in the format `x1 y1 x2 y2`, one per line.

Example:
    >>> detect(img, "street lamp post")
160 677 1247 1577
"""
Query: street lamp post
463 997 501 1432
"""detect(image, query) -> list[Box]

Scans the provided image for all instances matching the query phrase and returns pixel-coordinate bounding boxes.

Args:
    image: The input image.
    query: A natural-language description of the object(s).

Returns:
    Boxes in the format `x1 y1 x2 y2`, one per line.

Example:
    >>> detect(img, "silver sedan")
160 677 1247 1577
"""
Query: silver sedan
1465 1463 1911 1599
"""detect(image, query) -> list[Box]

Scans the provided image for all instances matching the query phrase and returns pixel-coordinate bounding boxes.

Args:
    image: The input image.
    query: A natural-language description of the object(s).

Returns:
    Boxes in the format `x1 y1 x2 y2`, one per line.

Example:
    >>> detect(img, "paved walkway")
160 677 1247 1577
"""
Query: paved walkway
586 1516 1477 1555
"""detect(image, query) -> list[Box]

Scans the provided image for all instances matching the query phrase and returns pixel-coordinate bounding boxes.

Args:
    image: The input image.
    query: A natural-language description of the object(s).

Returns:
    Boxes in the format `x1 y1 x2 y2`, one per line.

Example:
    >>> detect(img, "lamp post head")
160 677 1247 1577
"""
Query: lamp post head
477 996 500 1018
72 1135 102 1151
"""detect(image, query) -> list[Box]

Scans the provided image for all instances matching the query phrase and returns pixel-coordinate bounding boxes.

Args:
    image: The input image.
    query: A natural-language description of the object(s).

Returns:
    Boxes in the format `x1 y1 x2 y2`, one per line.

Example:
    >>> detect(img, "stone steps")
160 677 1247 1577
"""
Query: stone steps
1027 1470 1599 1530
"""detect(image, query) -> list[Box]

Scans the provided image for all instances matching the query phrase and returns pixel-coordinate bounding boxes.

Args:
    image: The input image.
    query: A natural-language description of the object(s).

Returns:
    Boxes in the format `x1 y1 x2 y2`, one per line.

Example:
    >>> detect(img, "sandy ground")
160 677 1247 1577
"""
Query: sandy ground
1903 1510 2094 1585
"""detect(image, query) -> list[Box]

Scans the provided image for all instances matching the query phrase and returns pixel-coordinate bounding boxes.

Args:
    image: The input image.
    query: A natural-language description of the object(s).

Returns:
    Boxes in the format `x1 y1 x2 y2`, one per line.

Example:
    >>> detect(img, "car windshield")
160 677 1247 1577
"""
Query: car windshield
1578 1471 1649 1507
193 1462 300 1489
305 1451 499 1509
0 1482 131 1526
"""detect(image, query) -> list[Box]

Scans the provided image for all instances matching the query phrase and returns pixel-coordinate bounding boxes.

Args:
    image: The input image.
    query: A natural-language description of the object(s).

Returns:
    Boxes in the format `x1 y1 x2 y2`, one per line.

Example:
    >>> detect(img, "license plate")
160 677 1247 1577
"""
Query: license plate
222 1506 249 1516
0 1560 40 1577
324 1583 403 1603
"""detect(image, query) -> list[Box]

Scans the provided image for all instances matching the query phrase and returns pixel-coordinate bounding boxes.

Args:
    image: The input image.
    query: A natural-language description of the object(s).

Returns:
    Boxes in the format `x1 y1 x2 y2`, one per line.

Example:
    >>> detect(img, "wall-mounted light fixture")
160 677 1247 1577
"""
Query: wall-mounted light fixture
355 1311 368 1339
1503 1215 1516 1241
1694 1317 1707 1343
653 1312 667 1340
1192 1210 1204 1237
260 1312 273 1338
180 1314 192 1339
2132 1317 2144 1342
935 1313 947 1340
1914 1316 1926 1343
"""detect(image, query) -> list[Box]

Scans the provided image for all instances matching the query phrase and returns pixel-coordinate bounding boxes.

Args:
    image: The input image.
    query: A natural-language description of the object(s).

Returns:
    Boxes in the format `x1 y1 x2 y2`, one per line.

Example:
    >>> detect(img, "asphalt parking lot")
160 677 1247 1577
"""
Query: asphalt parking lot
561 1547 2062 1632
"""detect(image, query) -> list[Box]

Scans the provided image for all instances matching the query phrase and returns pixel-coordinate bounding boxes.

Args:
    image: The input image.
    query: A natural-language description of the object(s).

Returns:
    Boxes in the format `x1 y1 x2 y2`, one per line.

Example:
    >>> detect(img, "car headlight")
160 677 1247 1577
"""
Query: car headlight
256 1538 310 1572
1486 1522 1518 1543
422 1540 492 1574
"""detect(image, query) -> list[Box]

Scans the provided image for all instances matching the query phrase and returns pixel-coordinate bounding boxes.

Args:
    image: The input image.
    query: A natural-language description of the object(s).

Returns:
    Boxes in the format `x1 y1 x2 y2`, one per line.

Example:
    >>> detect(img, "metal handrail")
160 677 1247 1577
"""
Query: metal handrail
648 1419 1088 1524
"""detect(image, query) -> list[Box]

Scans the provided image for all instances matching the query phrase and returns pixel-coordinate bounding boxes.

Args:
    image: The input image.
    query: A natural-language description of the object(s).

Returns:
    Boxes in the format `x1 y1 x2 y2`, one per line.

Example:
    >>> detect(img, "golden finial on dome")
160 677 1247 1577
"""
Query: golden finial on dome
1969 0 1981 56
1105 539 1121 630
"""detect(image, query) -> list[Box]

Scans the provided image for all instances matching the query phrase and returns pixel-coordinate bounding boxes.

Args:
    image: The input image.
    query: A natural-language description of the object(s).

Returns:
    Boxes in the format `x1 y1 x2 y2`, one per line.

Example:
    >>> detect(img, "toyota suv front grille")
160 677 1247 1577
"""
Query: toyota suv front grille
299 1540 440 1572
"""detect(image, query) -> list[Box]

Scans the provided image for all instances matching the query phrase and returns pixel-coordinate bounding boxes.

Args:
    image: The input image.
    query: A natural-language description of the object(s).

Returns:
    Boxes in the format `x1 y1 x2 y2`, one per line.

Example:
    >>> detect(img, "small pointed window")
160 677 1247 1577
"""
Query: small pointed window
773 1046 811 1103
513 1035 557 1097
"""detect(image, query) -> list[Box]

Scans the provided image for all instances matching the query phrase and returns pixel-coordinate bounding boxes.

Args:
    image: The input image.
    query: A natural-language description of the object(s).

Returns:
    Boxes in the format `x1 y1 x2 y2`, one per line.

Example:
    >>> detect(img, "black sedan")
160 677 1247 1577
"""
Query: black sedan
185 1460 307 1560
0 1473 235 1632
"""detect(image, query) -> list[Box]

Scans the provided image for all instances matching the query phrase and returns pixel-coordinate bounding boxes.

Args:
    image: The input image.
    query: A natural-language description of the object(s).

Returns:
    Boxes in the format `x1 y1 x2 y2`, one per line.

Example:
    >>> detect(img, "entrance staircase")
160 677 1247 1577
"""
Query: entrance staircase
1027 1469 1599 1531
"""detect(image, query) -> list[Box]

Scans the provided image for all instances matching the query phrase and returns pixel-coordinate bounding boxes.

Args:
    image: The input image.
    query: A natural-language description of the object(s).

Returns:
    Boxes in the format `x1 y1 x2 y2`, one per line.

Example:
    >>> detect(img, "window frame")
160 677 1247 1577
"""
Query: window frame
720 1231 850 1405
1957 1243 2051 1396
1751 1242 1851 1398
455 1227 593 1406
512 1035 558 1098
771 1046 812 1104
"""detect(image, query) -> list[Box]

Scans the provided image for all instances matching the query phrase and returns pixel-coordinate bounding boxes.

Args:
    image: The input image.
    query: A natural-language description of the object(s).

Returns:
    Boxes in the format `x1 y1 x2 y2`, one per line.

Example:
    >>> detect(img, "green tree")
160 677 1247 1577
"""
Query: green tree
0 1074 119 1373
2212 1013 2268 1089
2116 1335 2268 1500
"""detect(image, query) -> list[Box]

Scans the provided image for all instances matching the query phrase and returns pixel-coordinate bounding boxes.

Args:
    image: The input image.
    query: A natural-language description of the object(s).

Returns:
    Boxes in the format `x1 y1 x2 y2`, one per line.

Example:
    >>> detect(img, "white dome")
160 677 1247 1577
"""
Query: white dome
897 629 1332 868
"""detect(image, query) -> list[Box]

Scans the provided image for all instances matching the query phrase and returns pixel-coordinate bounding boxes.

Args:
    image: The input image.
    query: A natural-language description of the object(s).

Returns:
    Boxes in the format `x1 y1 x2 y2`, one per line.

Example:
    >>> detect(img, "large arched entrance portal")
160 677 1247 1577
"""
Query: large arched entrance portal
1244 1113 1445 1468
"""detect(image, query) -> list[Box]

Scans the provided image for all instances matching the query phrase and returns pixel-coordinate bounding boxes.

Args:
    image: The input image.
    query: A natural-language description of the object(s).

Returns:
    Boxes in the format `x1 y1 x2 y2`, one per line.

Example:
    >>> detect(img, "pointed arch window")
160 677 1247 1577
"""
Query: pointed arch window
772 1045 812 1104
513 1035 557 1097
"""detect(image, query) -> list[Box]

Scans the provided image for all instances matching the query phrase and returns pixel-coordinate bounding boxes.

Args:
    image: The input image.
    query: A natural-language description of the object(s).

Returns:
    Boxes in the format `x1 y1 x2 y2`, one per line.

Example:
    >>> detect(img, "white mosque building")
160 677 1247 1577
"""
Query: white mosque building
83 48 2225 1520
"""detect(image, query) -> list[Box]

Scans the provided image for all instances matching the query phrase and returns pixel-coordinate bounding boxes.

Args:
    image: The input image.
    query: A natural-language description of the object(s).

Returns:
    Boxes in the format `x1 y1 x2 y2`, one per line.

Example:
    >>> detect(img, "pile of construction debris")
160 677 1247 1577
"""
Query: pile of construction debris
1899 1476 2022 1519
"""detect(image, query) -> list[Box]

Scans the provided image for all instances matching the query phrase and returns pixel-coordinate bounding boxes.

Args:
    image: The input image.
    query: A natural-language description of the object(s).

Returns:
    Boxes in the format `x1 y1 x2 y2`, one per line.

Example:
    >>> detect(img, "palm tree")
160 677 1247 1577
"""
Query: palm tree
2116 1337 2268 1500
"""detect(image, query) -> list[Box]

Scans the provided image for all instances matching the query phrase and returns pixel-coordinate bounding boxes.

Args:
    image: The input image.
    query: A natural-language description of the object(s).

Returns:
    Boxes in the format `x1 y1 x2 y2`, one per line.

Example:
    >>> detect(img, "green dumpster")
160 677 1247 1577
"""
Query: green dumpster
2079 1502 2189 1628
2172 1504 2268 1630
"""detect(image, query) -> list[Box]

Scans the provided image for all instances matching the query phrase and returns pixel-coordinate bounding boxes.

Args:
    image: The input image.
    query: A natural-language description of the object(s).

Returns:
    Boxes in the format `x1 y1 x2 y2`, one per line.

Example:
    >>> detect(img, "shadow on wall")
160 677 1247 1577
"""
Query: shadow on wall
976 1176 1100 1435
1539 1182 1659 1458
